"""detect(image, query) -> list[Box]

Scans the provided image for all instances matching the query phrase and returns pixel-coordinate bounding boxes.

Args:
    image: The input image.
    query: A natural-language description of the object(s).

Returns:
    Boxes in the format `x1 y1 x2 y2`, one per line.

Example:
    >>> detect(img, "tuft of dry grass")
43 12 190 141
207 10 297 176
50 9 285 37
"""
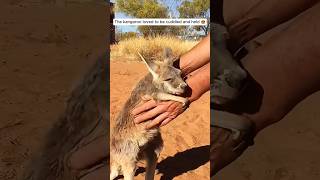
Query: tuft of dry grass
111 36 198 61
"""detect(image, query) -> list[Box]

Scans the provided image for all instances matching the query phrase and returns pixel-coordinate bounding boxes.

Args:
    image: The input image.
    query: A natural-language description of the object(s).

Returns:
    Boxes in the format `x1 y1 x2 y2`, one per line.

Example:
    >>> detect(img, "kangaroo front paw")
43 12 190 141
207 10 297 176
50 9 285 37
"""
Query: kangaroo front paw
181 98 190 108
141 94 153 101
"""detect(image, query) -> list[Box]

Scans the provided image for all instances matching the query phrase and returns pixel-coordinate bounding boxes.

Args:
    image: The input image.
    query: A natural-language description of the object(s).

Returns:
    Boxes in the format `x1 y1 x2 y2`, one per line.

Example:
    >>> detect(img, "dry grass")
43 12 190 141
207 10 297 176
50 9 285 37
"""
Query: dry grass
111 36 198 61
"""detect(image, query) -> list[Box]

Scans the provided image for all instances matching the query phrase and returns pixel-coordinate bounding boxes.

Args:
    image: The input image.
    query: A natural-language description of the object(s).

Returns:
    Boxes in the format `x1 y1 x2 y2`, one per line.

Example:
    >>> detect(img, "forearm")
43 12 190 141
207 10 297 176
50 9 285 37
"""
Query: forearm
250 0 318 24
185 63 210 103
179 34 210 76
230 0 319 42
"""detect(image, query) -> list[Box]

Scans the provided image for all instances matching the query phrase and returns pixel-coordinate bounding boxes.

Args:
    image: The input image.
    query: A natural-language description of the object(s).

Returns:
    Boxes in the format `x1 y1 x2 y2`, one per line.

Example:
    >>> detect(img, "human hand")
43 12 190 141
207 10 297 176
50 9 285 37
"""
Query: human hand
229 16 267 45
132 99 187 129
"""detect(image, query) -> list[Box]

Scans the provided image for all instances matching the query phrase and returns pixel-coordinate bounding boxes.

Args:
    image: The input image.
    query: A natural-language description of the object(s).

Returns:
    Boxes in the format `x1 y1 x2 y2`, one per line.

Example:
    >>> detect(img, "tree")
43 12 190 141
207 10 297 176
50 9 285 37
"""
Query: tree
115 0 170 36
115 0 210 37
178 0 210 35
115 31 139 42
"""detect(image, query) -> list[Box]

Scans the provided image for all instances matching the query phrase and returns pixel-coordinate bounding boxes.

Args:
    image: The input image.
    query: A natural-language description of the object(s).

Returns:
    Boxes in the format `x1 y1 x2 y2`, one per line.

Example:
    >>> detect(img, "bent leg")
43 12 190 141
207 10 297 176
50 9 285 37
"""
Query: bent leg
144 151 158 180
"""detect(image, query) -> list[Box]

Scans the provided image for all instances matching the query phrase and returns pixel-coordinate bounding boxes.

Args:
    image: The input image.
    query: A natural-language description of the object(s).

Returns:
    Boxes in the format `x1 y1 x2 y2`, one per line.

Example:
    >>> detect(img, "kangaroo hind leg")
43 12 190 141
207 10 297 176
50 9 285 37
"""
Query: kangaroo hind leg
145 150 158 180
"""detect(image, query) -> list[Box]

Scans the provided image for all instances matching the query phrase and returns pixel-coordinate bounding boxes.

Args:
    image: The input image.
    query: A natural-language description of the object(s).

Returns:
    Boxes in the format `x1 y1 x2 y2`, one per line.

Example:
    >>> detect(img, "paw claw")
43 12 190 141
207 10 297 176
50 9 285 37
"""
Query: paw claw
141 94 153 101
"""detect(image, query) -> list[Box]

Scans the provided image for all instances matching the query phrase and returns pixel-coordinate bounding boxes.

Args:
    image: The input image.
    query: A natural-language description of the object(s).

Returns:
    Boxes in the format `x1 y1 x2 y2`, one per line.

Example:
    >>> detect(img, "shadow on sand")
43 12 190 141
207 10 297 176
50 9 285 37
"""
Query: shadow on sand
133 145 209 180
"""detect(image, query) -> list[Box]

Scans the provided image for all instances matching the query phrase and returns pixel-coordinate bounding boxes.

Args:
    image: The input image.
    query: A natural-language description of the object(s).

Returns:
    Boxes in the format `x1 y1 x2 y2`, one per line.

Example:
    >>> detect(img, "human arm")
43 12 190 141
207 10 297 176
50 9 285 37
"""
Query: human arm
228 0 320 44
179 33 210 76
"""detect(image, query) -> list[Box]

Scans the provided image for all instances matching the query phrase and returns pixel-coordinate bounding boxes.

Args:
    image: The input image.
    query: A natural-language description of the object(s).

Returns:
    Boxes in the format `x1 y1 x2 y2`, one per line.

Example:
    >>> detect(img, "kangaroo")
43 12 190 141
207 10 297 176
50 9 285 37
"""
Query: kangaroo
110 48 189 180
211 23 248 105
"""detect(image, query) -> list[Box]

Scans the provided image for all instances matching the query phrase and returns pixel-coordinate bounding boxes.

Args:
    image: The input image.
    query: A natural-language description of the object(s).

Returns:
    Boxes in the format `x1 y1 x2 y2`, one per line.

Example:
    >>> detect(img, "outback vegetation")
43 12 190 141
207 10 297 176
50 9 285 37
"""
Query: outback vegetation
111 36 198 60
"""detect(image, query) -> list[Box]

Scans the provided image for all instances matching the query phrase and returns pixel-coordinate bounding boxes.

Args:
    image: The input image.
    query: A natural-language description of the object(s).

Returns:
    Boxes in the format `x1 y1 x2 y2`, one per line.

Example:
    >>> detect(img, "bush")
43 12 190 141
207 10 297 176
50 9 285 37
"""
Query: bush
111 35 198 61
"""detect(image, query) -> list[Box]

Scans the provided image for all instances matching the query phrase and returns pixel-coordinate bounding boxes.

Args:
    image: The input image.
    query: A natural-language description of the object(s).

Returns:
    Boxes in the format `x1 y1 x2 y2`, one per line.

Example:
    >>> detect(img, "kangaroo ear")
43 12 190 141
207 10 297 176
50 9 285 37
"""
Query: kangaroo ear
163 47 174 65
138 52 159 79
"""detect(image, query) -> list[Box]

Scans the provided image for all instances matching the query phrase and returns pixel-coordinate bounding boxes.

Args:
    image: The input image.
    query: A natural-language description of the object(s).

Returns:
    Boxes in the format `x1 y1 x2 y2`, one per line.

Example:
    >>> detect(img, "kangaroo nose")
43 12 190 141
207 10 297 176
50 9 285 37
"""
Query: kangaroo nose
180 83 187 89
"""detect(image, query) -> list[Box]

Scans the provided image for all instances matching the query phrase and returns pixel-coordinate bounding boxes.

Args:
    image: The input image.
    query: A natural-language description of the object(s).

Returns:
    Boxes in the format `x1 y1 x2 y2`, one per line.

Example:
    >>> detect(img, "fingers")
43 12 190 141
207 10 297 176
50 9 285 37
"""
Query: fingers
160 117 173 127
230 18 265 45
133 101 184 127
229 19 255 45
145 112 170 129
131 100 157 115
134 105 166 124
232 27 250 44
229 18 249 34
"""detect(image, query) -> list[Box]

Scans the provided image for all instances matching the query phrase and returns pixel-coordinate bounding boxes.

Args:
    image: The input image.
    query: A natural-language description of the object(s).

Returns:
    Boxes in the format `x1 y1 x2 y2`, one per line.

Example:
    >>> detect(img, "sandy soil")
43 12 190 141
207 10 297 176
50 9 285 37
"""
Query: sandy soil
0 2 106 179
110 60 210 180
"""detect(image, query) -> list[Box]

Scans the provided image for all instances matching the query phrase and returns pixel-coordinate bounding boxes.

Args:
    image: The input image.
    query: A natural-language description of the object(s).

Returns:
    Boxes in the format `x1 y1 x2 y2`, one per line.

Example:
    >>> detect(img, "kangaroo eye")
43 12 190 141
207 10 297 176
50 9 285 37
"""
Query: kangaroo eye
164 78 172 81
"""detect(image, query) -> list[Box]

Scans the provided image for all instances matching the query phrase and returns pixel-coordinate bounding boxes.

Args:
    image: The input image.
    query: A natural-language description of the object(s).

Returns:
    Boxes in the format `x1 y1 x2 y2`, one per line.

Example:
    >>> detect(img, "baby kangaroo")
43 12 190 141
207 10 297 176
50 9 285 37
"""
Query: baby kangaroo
212 23 248 105
110 48 189 180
